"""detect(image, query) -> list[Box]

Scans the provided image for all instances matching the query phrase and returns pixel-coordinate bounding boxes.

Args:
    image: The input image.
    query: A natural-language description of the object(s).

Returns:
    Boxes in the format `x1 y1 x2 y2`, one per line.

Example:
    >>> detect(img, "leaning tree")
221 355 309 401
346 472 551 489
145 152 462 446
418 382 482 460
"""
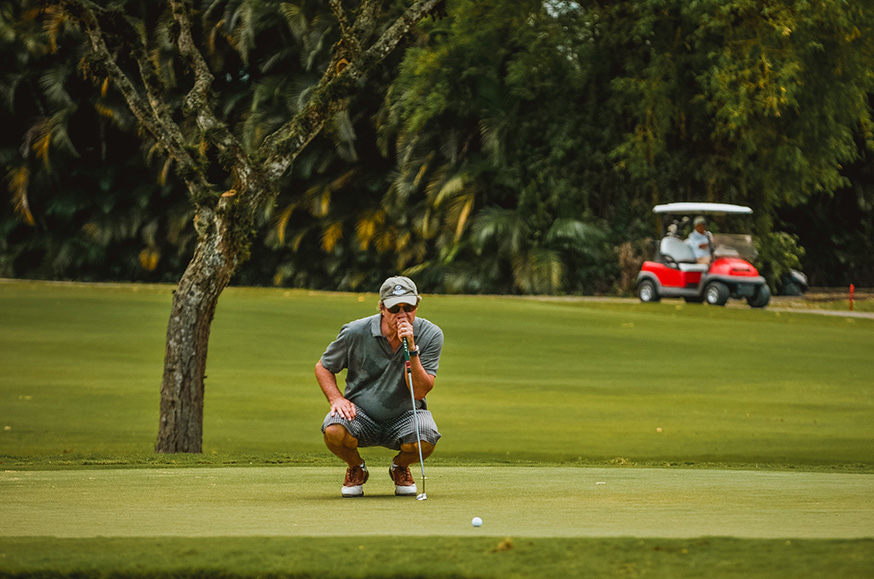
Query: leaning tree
48 0 444 453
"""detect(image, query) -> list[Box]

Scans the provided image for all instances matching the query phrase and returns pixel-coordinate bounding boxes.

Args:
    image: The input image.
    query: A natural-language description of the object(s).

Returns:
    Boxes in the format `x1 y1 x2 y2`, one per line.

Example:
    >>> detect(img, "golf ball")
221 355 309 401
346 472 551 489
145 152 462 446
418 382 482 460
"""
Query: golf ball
471 517 483 527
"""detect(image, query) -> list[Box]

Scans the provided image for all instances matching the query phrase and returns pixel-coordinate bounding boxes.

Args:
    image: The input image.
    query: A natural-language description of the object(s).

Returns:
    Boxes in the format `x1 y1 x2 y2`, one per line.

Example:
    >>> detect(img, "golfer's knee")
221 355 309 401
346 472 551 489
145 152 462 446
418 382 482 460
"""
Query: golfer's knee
401 440 434 457
324 424 357 449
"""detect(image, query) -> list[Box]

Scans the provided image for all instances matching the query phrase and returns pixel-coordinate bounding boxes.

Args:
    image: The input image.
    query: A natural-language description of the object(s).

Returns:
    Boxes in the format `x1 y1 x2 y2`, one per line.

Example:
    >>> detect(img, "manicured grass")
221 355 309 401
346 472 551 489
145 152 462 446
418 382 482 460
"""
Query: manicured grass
5 466 872 539
1 280 873 468
1 536 872 579
1 280 873 578
4 463 869 577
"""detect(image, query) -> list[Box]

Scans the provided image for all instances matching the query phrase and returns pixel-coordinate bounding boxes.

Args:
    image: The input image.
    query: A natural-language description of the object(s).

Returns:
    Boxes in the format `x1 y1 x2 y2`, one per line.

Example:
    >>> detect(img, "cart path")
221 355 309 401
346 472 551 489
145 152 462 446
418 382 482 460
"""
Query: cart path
767 307 874 319
2 467 872 539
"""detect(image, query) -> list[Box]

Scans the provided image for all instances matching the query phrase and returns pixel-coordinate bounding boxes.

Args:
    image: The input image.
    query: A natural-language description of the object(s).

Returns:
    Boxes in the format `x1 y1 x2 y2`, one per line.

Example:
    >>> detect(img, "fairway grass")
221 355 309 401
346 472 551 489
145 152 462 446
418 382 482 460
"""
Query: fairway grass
2 280 874 578
2 280 873 468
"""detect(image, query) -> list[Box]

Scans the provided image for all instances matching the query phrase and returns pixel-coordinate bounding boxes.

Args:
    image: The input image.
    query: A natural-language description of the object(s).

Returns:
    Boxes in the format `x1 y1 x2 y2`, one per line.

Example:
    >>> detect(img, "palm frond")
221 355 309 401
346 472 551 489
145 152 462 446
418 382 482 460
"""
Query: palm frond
512 248 564 294
0 72 24 112
387 153 433 211
305 26 332 71
546 218 607 257
49 108 79 158
316 187 331 217
42 7 70 54
290 229 307 252
321 221 343 253
148 41 178 90
331 109 358 162
433 174 466 208
38 66 73 108
479 118 503 162
275 203 296 245
279 2 306 40
471 207 527 256
423 164 449 203
355 209 386 250
376 226 401 253
329 168 358 192
7 166 35 226
158 158 173 186
222 0 256 65
446 192 475 242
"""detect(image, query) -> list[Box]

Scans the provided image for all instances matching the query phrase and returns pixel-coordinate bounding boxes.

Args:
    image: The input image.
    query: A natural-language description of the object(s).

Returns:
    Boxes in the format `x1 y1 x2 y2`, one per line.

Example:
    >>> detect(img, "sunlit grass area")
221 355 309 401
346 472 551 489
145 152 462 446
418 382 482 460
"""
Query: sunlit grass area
1 280 873 469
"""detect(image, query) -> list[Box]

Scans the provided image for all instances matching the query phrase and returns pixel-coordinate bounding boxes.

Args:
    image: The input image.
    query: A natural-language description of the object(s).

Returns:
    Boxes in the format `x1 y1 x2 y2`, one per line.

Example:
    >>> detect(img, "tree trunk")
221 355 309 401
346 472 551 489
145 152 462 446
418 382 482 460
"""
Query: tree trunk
155 206 237 453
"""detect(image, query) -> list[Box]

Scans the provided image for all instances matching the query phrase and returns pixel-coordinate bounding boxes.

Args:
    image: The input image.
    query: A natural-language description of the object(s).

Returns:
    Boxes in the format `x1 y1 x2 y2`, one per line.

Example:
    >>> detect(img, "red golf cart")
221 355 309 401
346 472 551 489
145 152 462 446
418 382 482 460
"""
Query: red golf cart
636 202 770 308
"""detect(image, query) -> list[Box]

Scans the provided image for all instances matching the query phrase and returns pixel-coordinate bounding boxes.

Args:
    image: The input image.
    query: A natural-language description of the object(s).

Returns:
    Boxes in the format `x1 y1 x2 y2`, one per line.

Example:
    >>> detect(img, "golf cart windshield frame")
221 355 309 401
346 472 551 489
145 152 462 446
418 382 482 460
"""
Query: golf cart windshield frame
653 202 753 215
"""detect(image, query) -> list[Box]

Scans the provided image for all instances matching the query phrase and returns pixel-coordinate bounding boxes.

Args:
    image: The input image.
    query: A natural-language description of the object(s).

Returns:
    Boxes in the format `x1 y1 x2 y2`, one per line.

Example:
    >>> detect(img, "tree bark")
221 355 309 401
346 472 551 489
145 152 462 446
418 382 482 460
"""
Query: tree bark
155 206 237 453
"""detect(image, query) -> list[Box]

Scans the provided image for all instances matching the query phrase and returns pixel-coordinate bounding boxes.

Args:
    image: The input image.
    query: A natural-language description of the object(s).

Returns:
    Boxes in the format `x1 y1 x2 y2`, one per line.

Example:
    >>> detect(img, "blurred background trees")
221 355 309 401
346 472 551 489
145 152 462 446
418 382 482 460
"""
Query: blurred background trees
3 0 873 294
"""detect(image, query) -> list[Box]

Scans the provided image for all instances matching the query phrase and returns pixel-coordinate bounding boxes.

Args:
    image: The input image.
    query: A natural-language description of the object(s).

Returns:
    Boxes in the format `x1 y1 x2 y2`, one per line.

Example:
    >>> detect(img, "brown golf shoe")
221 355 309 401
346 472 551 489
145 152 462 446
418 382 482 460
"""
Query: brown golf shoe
389 464 417 496
341 463 369 497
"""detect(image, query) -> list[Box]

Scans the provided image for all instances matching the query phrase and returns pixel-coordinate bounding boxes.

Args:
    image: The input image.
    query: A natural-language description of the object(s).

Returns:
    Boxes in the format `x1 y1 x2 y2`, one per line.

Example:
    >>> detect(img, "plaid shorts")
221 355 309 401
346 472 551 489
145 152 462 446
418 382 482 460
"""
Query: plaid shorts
321 405 441 450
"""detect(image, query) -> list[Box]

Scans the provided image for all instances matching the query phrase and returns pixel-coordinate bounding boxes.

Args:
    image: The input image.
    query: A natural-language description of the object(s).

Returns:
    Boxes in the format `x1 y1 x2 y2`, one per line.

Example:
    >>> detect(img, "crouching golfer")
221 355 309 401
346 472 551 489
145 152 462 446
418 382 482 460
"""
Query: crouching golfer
316 276 443 497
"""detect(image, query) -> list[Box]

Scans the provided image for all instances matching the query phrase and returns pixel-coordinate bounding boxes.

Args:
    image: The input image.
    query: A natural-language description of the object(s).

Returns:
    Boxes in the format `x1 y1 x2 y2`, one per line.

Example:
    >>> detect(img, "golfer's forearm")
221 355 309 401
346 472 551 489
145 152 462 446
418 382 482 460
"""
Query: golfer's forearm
315 361 344 403
409 360 434 399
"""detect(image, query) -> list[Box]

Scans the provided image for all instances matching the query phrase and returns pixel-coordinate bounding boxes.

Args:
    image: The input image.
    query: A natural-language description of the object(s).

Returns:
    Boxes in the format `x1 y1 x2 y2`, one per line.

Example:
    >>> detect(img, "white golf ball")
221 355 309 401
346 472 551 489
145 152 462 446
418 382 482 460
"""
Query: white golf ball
471 517 483 527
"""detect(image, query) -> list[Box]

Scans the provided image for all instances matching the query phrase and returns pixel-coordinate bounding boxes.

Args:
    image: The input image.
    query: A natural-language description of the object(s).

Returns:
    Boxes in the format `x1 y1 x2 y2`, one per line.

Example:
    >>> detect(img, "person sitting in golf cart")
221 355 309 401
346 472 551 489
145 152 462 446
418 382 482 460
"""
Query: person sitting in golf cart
686 216 713 264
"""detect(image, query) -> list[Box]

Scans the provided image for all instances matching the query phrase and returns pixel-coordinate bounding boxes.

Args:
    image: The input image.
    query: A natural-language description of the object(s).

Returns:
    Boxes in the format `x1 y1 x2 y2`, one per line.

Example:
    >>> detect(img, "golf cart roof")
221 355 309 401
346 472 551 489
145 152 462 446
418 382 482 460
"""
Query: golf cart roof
653 202 753 215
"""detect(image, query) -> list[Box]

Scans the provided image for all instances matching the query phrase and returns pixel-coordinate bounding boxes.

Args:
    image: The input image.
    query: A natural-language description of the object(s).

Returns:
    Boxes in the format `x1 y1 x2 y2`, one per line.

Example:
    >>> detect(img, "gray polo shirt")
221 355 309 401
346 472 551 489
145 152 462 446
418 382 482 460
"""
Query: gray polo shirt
320 313 444 423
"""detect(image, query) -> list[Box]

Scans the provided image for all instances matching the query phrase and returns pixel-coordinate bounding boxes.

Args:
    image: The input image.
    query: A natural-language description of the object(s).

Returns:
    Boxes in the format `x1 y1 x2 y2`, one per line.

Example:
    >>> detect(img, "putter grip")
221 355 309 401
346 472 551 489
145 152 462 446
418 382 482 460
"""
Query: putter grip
402 337 413 373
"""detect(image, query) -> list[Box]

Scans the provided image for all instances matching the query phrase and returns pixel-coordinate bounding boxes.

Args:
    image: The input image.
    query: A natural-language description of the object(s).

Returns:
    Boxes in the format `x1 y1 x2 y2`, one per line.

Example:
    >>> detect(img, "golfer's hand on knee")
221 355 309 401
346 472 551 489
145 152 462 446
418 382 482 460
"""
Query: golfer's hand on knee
330 397 356 420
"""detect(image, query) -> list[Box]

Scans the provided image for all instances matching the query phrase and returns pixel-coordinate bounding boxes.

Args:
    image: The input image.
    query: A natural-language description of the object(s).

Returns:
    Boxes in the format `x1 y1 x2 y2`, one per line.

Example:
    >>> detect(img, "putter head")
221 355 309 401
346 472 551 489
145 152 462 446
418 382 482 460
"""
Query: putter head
416 492 427 501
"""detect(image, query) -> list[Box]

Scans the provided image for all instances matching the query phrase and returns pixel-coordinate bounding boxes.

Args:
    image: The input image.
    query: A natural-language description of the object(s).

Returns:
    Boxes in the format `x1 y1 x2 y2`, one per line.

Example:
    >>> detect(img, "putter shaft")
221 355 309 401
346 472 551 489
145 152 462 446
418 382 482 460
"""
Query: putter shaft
402 338 428 498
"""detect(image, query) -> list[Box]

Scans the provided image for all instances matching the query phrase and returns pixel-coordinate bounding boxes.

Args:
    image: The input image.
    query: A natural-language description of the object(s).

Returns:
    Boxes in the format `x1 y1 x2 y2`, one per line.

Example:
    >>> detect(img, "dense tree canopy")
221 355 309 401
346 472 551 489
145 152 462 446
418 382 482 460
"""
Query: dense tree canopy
3 0 874 293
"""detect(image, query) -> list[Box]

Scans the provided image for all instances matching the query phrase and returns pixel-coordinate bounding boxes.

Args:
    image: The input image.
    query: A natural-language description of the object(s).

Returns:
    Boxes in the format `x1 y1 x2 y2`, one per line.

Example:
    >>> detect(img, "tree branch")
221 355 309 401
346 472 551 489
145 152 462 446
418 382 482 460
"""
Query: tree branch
328 0 359 54
356 0 441 71
56 0 212 198
258 0 443 181
167 0 262 199
350 0 384 47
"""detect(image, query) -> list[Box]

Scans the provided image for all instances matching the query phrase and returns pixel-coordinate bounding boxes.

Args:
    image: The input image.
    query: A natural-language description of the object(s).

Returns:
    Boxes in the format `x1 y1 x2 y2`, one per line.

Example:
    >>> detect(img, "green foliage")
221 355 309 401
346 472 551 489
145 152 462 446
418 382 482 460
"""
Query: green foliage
379 0 874 292
604 0 874 212
2 0 874 290
777 137 874 287
0 1 194 280
755 230 805 292
0 0 351 283
375 0 616 294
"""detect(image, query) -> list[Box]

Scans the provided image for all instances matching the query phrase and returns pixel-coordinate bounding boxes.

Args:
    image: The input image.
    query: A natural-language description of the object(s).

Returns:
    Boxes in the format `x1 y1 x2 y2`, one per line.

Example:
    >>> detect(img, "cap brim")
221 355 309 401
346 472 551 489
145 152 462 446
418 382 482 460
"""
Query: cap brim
382 295 418 309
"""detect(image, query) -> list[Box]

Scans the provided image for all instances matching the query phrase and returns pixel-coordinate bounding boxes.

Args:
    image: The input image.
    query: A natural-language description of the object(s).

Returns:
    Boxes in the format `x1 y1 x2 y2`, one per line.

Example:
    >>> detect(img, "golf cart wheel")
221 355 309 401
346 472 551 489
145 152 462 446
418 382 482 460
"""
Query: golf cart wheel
747 284 771 308
638 280 660 303
704 281 730 306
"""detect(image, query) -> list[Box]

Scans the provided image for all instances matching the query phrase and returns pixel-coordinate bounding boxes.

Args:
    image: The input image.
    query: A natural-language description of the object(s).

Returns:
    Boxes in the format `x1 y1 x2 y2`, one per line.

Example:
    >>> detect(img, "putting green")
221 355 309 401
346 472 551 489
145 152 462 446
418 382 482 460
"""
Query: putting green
3 466 872 539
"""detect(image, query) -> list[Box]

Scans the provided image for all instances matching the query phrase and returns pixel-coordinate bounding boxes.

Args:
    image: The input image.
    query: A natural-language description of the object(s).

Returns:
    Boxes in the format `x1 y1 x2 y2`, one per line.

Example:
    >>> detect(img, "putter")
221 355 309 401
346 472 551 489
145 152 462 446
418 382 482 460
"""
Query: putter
402 337 428 500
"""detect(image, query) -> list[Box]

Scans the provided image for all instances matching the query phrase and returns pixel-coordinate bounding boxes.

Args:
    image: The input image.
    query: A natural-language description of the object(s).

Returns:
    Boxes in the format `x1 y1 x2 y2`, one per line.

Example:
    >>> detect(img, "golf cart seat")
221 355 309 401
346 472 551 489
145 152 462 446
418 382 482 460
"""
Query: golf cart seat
659 237 710 272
